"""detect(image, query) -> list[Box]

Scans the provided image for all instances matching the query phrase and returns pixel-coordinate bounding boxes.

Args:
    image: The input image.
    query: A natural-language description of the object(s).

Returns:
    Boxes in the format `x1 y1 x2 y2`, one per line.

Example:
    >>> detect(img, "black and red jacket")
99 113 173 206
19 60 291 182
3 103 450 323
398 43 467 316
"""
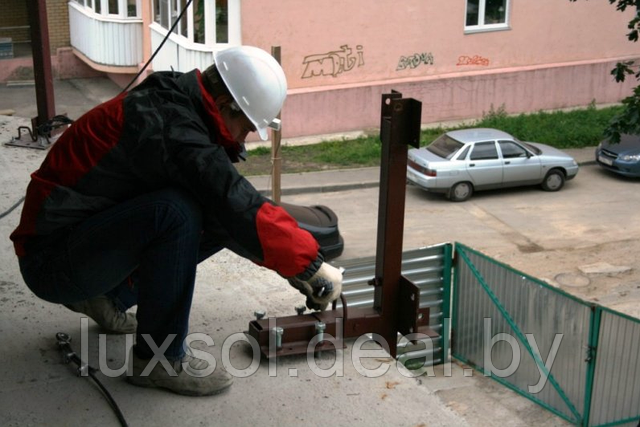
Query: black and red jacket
10 70 320 278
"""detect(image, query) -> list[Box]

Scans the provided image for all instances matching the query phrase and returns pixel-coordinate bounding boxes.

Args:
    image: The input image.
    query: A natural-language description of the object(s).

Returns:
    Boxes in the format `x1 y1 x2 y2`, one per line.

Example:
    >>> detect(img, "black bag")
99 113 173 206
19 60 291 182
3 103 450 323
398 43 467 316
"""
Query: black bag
280 202 344 260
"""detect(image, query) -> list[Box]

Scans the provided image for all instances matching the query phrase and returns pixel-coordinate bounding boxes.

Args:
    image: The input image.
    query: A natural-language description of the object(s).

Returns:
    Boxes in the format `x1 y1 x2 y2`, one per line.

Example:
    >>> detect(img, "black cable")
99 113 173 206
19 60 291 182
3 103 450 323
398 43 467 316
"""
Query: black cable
36 115 74 137
0 196 25 220
120 0 194 93
88 370 129 427
0 115 74 222
56 333 129 427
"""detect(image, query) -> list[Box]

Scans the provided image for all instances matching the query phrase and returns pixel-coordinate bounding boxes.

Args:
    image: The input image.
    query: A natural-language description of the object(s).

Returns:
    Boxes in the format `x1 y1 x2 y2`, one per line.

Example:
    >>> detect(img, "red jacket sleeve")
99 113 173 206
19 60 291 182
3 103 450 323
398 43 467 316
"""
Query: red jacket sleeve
255 203 319 277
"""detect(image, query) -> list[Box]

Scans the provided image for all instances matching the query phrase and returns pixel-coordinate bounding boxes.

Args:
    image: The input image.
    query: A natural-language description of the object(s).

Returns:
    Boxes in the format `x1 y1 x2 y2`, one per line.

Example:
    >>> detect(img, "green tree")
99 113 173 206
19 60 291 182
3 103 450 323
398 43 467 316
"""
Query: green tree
570 0 640 142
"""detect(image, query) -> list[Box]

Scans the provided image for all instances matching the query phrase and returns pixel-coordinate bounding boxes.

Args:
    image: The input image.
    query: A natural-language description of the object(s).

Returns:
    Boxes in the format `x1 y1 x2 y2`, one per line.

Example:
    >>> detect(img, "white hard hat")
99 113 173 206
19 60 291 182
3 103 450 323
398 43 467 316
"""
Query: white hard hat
214 46 287 141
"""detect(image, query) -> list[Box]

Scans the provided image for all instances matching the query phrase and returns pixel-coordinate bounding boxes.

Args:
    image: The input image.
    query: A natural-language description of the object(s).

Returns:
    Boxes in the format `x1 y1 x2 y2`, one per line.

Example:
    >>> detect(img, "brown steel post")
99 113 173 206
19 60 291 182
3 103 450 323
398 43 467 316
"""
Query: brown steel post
27 0 56 131
270 46 282 204
373 92 422 357
246 92 427 360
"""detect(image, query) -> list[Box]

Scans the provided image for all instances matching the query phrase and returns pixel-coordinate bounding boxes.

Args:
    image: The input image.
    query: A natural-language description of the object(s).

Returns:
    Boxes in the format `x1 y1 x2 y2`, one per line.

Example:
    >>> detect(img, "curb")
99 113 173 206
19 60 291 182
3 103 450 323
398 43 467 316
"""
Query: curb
254 181 379 197
250 158 597 196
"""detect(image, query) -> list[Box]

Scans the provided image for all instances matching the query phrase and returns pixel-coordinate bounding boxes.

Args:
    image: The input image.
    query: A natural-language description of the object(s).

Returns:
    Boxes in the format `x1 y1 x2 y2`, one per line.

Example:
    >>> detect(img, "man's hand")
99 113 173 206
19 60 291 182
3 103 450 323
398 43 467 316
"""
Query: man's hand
288 263 343 311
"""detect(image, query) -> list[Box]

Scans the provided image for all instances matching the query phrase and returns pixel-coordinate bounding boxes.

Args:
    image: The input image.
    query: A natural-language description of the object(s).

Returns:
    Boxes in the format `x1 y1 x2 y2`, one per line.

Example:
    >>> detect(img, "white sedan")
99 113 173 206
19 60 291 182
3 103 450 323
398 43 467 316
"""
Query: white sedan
407 128 579 202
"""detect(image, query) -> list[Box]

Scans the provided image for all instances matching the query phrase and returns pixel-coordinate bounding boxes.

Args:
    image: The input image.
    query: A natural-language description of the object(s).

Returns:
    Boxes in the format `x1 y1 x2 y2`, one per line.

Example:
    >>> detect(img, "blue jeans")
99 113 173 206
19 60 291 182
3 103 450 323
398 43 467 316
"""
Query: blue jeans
19 188 222 361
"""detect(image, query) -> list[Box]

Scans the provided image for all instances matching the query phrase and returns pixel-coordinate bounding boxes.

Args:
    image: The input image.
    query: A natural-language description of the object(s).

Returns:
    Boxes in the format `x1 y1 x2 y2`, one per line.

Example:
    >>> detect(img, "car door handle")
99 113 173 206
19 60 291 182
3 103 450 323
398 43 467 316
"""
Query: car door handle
504 161 510 165
469 163 475 167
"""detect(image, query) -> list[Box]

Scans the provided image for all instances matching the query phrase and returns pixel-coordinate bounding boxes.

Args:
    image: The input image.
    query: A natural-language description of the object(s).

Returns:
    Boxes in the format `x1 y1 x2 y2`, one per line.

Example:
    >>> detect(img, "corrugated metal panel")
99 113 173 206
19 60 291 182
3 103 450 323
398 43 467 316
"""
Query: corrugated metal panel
589 310 640 426
453 244 591 423
69 4 143 67
337 243 451 366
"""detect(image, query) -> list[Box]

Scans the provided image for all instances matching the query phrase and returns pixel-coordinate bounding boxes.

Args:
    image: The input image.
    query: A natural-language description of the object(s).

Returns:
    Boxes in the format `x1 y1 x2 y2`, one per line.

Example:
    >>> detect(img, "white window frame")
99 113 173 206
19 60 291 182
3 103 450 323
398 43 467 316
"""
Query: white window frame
73 0 140 19
464 0 510 34
152 0 240 47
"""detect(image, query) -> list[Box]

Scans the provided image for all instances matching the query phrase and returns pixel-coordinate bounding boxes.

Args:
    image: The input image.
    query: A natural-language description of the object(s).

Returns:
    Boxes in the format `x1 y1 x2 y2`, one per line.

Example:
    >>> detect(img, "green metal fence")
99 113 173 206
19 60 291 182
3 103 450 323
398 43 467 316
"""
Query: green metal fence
451 243 640 426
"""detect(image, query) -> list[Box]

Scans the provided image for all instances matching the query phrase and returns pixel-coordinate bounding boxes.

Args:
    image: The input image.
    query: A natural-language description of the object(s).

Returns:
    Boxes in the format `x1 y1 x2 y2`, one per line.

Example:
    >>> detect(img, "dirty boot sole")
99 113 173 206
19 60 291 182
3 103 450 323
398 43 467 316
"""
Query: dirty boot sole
126 373 233 396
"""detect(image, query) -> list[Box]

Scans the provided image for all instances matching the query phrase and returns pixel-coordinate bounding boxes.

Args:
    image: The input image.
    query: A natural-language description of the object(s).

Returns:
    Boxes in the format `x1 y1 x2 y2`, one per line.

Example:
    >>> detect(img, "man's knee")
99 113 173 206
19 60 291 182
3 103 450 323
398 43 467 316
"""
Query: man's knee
153 188 203 232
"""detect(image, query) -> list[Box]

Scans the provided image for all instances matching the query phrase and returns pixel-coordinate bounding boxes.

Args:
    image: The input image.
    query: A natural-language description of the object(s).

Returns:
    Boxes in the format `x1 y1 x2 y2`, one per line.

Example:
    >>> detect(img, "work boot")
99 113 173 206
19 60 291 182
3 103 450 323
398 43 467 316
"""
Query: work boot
65 295 137 334
126 349 233 396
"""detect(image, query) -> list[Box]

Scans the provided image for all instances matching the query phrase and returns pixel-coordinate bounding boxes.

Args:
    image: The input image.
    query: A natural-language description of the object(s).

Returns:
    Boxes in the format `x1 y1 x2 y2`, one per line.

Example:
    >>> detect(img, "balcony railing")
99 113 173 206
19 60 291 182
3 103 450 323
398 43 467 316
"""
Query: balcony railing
149 23 217 72
68 2 143 69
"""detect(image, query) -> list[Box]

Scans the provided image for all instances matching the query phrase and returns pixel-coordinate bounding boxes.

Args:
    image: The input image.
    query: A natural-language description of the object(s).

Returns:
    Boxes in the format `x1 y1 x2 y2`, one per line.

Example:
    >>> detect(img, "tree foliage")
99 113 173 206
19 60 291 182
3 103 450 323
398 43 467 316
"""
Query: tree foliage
570 0 640 142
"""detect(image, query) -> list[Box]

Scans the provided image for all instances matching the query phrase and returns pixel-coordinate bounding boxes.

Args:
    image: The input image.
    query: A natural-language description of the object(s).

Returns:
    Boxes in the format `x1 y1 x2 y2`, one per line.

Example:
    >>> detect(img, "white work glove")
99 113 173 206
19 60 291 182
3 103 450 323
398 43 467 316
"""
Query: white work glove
288 262 343 311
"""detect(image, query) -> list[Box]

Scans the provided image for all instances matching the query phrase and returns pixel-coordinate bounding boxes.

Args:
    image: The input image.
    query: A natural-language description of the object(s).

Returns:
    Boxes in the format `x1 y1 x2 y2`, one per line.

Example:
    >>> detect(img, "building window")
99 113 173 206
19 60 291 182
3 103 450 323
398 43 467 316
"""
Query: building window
465 0 509 33
153 0 233 45
73 0 140 18
108 0 119 15
127 0 138 17
216 0 228 43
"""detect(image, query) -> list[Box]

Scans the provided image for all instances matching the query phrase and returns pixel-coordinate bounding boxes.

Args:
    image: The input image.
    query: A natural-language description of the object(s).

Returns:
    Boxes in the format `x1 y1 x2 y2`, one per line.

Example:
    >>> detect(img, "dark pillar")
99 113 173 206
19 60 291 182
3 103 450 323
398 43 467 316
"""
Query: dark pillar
373 92 422 357
27 0 56 130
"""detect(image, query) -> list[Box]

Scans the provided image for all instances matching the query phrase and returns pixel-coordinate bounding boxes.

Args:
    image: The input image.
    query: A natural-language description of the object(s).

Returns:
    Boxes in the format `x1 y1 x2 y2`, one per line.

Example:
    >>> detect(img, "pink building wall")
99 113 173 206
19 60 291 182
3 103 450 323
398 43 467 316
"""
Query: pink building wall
238 0 640 138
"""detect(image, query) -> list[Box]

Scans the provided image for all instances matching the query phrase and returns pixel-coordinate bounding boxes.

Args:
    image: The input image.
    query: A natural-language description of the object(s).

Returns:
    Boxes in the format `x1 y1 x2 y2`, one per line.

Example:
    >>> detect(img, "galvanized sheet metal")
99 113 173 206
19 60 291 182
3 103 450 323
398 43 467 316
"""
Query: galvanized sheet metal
589 310 640 426
338 243 451 366
453 244 592 423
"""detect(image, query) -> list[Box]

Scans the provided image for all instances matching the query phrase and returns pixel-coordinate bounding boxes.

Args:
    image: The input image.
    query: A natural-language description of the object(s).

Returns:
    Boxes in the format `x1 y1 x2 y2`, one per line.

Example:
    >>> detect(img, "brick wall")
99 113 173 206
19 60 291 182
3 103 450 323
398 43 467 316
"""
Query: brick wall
0 0 29 43
0 0 70 52
46 0 71 52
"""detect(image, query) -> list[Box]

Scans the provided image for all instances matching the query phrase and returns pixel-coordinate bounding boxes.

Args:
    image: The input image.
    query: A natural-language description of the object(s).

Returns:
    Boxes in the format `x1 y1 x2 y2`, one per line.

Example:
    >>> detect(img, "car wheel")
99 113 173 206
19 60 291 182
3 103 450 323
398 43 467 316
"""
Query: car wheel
449 182 473 202
541 169 565 191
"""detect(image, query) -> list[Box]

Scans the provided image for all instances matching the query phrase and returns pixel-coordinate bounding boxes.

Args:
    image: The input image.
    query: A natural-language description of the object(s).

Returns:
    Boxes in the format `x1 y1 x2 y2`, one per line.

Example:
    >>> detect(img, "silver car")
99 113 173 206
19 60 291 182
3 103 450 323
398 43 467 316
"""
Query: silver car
407 128 579 201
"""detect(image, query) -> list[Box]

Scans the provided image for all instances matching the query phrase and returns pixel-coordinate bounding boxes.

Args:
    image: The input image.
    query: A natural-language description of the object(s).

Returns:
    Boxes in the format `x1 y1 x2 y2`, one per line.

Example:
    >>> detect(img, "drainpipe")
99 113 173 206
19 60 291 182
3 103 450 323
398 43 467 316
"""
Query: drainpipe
27 0 55 130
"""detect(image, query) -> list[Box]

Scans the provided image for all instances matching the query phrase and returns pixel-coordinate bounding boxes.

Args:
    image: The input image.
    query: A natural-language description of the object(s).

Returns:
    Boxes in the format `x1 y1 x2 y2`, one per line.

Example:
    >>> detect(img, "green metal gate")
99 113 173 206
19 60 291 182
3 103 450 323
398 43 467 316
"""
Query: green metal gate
451 243 640 426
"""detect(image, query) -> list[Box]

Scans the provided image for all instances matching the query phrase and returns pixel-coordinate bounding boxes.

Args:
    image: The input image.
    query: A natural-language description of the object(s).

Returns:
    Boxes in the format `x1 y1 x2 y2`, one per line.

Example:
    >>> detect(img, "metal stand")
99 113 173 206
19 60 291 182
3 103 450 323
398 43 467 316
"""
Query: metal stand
247 91 436 359
5 0 65 150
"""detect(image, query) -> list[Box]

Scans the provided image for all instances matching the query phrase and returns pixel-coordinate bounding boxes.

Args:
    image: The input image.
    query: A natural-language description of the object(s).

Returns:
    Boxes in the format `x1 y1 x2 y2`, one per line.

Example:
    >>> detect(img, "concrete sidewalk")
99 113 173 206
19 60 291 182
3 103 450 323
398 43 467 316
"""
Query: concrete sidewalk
0 114 573 427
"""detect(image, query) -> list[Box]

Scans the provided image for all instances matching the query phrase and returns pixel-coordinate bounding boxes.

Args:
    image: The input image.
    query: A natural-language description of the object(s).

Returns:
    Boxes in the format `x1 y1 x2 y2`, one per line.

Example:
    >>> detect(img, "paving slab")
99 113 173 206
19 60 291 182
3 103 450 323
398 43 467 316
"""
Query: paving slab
578 261 632 276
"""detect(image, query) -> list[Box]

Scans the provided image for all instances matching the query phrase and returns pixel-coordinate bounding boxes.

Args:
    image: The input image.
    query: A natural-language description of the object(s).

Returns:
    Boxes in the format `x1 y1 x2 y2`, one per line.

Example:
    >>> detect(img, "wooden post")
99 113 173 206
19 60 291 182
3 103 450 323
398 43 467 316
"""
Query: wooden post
270 46 282 204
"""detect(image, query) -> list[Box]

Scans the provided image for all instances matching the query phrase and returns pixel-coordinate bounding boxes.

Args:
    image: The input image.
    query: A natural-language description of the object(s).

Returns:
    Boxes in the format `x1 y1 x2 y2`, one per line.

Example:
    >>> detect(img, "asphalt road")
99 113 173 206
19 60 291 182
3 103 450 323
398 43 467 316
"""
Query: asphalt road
285 164 637 258
284 164 640 314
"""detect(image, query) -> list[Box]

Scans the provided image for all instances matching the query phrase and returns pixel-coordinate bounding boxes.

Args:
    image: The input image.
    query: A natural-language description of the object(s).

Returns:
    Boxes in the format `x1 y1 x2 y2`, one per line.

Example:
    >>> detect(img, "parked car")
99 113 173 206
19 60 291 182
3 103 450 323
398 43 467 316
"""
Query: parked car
407 128 579 202
595 134 640 178
280 202 344 260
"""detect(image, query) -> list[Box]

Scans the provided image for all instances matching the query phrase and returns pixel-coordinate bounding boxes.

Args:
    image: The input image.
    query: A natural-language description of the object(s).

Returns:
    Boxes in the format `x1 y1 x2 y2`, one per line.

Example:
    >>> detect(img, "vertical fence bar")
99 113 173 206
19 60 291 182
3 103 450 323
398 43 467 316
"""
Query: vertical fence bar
441 243 453 361
450 243 460 357
583 306 601 426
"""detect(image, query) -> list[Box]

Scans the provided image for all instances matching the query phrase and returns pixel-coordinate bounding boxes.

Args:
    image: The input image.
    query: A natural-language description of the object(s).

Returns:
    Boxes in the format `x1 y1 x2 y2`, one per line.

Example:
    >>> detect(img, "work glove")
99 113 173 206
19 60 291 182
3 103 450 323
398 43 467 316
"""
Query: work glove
288 262 343 311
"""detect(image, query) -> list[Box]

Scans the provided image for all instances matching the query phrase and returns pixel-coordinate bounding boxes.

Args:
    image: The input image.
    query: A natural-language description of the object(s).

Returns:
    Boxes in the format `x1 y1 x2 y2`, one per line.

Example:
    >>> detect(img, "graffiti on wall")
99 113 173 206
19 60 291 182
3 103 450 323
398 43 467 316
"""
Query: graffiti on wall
301 45 364 79
396 52 435 71
456 55 490 66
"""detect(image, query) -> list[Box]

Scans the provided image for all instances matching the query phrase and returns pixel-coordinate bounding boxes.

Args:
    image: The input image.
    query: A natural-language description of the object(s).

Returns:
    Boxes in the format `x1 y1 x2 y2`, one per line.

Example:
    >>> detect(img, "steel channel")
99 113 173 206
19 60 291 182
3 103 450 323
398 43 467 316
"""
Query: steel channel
27 0 56 128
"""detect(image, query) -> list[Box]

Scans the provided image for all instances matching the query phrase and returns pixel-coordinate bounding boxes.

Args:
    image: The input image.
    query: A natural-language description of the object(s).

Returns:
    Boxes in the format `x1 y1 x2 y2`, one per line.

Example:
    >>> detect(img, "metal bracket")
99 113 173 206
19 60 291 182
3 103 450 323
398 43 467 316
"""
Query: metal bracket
5 116 69 150
397 276 433 337
246 91 431 360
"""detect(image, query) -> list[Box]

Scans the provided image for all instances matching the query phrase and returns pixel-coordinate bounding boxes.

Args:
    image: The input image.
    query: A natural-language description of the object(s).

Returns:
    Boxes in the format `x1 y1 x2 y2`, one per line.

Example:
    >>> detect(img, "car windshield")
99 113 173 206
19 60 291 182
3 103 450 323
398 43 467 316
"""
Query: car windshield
427 134 465 159
520 140 541 155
